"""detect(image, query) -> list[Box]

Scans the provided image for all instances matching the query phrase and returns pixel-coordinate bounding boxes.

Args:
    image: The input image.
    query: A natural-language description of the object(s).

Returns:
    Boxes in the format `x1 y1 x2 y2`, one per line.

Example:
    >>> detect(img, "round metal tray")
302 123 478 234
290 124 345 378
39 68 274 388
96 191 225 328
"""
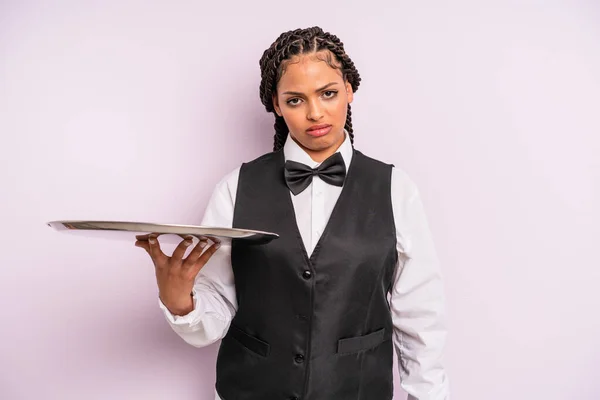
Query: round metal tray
47 220 279 245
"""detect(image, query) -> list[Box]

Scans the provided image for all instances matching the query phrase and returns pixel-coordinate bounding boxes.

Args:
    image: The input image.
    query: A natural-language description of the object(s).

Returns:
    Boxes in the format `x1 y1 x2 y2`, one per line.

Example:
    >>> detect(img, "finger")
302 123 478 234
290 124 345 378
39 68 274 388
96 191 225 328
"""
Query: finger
137 232 164 242
148 235 168 264
172 236 195 261
135 240 151 255
182 238 209 266
190 242 221 272
205 235 221 245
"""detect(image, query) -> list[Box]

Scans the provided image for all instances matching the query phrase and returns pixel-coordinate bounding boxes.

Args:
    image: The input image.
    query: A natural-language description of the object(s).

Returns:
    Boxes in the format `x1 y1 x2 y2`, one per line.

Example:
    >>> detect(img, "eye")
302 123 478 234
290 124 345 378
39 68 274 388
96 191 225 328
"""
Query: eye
286 98 302 106
323 90 338 99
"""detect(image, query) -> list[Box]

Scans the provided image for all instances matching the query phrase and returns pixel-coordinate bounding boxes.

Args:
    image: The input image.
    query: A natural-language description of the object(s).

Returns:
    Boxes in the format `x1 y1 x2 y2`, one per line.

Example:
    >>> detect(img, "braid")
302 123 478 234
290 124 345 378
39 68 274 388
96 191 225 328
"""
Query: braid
273 115 288 151
258 27 361 151
345 104 355 144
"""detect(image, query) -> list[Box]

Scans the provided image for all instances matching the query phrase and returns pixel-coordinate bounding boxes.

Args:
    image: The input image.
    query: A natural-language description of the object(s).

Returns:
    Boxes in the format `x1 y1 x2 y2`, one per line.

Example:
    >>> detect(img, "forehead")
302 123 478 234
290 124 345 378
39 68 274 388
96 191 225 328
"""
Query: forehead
277 52 344 91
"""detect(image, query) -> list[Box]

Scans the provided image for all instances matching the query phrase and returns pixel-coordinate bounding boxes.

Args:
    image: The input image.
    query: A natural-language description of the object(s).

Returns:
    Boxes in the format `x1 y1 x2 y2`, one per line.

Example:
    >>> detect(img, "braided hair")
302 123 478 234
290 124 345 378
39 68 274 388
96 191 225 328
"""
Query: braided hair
258 27 362 151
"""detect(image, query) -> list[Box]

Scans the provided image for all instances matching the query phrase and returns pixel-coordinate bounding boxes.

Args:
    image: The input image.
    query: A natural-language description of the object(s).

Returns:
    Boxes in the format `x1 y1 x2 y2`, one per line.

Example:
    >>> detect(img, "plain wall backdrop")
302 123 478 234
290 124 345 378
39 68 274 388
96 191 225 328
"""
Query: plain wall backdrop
1 1 599 399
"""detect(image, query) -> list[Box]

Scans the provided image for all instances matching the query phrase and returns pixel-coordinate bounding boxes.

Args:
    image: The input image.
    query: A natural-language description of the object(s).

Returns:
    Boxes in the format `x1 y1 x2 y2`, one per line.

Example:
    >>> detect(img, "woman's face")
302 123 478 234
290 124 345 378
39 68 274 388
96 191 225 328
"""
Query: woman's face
272 51 354 162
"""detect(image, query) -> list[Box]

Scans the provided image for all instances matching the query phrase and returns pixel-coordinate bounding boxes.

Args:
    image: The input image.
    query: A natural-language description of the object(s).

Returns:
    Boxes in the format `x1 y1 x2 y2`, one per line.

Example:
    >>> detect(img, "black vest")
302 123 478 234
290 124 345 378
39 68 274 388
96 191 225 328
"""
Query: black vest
215 149 398 400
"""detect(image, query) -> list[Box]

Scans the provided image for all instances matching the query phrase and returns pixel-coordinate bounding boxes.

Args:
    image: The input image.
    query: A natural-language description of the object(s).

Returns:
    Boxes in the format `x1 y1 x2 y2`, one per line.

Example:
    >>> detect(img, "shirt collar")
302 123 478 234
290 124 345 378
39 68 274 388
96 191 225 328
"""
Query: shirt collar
282 128 354 169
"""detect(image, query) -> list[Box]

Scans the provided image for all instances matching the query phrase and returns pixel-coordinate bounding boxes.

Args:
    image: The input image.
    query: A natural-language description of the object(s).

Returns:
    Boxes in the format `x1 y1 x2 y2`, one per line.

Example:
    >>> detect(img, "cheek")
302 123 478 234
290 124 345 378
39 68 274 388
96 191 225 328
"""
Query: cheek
283 108 302 122
330 94 347 108
328 97 348 118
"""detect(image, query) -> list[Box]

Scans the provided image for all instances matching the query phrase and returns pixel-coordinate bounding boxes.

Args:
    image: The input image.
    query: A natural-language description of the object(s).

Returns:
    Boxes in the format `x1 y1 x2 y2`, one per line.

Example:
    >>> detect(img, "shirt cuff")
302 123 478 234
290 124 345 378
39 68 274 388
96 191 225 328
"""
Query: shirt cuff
158 288 200 325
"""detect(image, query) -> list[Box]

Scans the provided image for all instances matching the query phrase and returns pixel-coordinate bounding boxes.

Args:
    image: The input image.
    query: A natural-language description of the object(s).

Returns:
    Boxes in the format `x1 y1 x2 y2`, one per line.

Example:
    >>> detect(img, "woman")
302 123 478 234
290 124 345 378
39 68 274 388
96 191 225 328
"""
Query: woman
136 26 449 400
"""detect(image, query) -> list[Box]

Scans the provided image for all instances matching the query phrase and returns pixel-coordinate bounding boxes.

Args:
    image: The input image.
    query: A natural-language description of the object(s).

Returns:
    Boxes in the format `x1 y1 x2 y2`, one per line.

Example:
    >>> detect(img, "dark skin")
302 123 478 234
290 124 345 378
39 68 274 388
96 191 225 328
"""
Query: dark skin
272 51 354 162
135 234 220 316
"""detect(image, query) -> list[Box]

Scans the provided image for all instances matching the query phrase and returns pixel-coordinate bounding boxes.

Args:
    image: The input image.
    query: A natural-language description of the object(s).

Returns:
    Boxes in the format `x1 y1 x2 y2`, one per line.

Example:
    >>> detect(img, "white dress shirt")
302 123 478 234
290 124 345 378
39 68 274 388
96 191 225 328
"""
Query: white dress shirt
159 131 450 400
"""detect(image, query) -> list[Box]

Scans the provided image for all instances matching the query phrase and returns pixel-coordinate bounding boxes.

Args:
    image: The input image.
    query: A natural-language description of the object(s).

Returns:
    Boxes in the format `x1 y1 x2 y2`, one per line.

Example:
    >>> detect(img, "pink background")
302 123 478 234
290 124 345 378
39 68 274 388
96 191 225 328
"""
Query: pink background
1 1 599 399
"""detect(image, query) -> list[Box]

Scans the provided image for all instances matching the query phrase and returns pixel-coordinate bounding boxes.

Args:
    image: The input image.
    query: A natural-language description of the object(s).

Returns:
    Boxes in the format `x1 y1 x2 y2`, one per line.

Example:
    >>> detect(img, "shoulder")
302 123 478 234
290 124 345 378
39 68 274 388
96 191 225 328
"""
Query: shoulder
352 149 419 194
353 149 395 170
356 150 417 194
353 150 414 195
239 150 282 171
354 149 421 212
211 150 282 200
202 151 282 225
390 165 420 203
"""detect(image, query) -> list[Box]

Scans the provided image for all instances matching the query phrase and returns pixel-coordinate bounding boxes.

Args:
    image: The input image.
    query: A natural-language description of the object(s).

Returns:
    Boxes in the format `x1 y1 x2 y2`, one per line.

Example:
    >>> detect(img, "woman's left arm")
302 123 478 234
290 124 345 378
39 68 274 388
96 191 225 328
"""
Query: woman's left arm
389 167 450 400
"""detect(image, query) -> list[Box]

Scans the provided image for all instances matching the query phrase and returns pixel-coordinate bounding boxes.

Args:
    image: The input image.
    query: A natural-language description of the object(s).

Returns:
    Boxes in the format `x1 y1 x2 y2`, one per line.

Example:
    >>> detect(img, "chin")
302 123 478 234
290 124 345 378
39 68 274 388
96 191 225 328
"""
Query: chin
300 135 333 149
290 128 344 151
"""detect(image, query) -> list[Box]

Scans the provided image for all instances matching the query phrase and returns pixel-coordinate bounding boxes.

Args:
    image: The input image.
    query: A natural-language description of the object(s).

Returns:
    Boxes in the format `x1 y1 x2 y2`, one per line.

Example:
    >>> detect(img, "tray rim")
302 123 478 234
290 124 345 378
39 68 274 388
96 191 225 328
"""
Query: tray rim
46 220 280 239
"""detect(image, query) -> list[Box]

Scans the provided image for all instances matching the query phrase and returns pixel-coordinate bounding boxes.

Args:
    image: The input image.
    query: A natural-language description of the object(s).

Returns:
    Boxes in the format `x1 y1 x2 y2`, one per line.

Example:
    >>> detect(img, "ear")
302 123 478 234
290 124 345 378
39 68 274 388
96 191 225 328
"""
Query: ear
345 81 354 104
272 93 282 117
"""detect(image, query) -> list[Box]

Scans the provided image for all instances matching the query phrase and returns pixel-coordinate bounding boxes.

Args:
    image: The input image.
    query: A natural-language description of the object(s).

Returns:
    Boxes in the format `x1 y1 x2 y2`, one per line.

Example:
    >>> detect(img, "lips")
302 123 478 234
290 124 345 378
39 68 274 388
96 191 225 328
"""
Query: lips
307 124 331 131
305 124 333 137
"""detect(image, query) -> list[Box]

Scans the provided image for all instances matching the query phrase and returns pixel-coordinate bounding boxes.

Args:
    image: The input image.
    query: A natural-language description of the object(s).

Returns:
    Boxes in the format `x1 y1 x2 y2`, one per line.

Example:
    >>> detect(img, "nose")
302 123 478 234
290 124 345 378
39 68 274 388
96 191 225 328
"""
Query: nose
306 99 324 121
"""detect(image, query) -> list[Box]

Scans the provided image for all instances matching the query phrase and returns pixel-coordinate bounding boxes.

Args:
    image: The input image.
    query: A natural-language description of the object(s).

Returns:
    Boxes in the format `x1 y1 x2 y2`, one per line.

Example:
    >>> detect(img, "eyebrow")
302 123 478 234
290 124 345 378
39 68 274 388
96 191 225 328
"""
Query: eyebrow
282 82 339 96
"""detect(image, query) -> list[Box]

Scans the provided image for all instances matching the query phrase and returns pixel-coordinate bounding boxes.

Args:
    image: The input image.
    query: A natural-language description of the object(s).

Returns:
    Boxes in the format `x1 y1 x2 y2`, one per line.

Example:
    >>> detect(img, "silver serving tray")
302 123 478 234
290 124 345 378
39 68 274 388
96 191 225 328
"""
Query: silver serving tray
47 220 279 245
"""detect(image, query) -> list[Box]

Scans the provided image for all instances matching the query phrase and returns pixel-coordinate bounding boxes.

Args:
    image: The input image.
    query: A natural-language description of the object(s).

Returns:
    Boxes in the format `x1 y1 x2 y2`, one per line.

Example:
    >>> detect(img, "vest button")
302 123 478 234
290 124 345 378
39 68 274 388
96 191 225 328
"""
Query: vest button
294 354 305 363
302 270 312 280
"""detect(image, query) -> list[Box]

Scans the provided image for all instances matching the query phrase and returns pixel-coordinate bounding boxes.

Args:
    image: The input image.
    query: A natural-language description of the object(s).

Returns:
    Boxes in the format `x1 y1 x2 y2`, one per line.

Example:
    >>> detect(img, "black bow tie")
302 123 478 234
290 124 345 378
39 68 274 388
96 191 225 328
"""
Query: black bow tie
284 152 346 196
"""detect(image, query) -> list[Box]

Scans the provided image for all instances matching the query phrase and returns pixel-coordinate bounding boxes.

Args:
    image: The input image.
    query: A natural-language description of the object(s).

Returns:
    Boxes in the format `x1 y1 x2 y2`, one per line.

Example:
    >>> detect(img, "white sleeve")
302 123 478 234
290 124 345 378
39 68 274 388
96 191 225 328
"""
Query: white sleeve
389 167 450 400
158 167 240 348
